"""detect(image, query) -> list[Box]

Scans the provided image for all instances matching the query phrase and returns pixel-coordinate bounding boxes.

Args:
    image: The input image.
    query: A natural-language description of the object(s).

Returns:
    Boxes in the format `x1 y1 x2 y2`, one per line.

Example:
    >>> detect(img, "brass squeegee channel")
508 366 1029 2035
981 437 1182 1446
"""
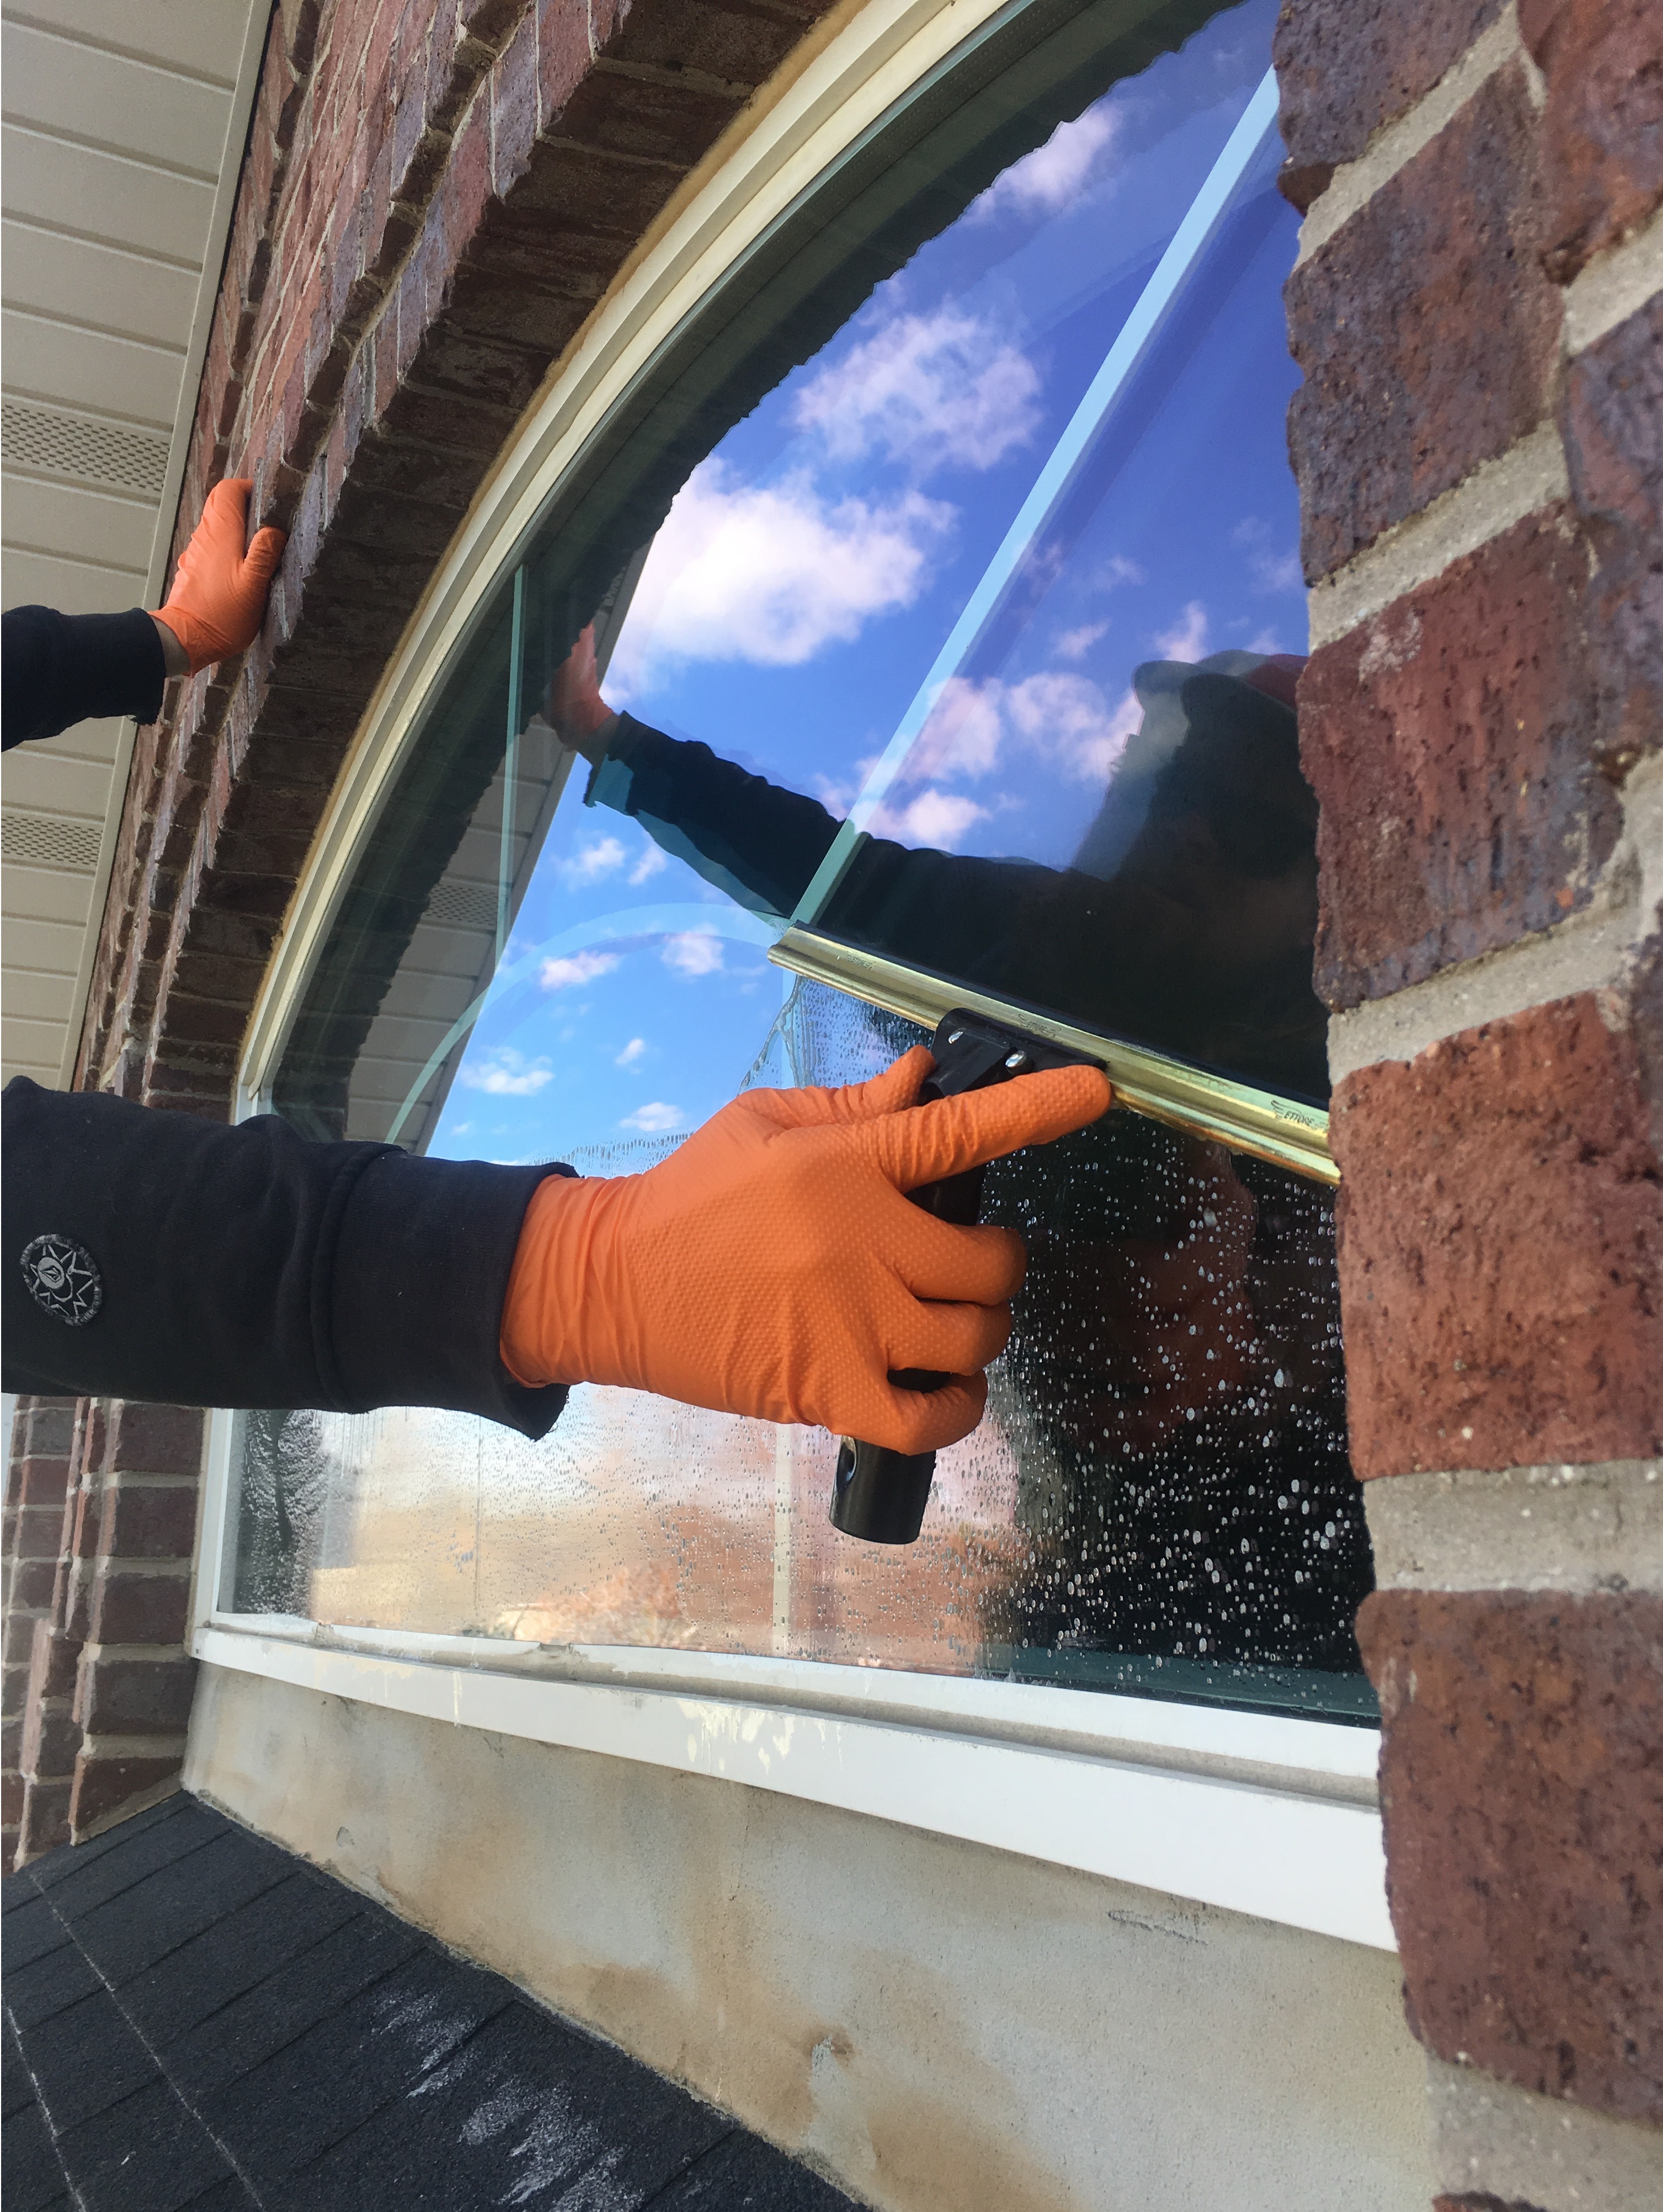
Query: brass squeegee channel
768 926 1336 1186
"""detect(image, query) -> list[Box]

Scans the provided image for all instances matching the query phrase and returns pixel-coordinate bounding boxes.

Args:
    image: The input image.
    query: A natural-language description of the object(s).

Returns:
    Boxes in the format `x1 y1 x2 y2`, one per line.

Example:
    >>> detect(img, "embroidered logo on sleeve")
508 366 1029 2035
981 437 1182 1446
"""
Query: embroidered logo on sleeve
20 1234 103 1326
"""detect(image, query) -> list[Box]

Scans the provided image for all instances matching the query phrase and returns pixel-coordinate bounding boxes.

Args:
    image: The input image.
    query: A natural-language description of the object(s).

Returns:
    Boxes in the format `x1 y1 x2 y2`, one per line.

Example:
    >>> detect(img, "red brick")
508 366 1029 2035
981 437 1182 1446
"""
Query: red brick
11 1455 72 1509
1286 63 1561 577
107 1403 206 1478
1273 0 1506 180
6 1502 66 1564
1333 994 1663 1478
75 1653 196 1737
18 1776 73 1862
491 8 539 196
1559 296 1663 784
1299 508 1613 1007
1519 0 1663 282
1360 1590 1663 2122
3 1611 46 1669
9 1560 58 1613
15 1403 77 1457
536 0 593 127
95 1485 199 1563
21 1696 81 1777
70 1756 184 1840
86 1569 191 1648
606 0 829 88
546 68 740 168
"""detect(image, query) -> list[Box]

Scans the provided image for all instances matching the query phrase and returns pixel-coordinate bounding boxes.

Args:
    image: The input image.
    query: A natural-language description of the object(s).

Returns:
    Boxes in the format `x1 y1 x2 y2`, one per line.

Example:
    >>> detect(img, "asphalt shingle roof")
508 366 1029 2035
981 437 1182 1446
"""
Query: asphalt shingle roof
2 1793 859 2211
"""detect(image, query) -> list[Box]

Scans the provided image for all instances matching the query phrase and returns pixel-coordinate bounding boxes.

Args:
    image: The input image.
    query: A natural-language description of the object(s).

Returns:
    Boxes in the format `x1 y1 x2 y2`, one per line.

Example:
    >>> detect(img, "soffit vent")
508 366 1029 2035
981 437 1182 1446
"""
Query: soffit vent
1 809 103 872
424 877 499 932
2 399 170 499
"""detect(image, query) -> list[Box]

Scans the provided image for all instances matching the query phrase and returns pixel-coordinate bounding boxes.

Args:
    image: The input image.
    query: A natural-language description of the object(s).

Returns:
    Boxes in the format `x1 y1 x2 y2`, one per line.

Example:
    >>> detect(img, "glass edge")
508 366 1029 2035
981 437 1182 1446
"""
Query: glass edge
768 924 1337 1185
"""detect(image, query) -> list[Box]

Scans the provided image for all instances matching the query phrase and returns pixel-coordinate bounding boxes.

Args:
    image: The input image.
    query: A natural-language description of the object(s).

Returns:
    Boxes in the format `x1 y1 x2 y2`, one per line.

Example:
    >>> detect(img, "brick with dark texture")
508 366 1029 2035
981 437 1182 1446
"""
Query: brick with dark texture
1286 63 1560 578
1332 993 1663 1477
73 1654 197 1741
1559 295 1663 785
1360 1589 1663 2123
1519 0 1663 282
1273 0 1504 178
1298 507 1613 1006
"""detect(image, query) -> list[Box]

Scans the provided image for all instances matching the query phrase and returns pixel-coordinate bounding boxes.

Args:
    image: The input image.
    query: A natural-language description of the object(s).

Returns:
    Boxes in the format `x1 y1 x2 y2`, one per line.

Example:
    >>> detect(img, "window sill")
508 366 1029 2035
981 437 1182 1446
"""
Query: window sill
193 1616 1392 1952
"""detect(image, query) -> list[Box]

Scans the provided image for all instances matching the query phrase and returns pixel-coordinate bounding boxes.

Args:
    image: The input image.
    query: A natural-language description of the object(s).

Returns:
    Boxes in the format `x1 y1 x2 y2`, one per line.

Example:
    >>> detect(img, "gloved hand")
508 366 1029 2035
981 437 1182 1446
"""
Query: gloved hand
152 478 286 675
546 621 619 763
502 1045 1113 1450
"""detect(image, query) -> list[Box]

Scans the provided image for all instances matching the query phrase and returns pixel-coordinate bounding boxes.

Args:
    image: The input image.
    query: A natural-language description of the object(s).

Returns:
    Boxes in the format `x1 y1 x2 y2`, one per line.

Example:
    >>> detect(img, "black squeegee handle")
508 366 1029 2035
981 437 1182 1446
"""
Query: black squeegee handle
828 1010 1104 1546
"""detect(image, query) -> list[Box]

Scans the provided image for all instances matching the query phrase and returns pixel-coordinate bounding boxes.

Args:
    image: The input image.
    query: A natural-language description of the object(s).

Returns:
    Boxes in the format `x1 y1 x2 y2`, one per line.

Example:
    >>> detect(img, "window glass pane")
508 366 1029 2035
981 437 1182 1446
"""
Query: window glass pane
243 0 1374 1723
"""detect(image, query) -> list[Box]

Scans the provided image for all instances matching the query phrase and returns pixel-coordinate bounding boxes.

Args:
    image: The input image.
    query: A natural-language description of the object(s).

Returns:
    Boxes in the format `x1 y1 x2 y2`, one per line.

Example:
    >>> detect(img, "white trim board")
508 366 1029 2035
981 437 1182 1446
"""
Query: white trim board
195 1619 1394 1952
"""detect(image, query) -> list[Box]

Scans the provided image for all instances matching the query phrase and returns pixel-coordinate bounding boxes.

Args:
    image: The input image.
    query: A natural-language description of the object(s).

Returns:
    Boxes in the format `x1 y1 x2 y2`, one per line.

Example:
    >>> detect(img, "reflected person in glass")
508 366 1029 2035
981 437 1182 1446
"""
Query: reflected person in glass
549 625 1325 1104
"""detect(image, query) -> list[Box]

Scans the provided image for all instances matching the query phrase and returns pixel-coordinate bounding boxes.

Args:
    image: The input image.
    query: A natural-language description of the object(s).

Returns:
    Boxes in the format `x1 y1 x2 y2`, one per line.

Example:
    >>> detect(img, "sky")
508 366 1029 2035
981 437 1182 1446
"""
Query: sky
427 0 1301 1168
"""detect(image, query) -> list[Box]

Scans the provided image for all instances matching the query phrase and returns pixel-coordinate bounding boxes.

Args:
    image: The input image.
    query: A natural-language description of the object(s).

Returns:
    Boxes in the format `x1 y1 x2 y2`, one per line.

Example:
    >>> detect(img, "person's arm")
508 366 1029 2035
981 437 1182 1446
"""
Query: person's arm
3 1078 567 1434
2 607 169 749
6 1054 1112 1446
2 479 284 750
549 626 1043 976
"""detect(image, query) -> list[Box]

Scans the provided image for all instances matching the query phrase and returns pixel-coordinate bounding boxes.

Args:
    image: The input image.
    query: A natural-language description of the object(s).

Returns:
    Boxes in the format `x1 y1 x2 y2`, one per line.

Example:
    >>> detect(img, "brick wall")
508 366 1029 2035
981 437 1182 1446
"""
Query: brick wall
1276 0 1663 2202
3 1399 201 1869
16 0 841 1858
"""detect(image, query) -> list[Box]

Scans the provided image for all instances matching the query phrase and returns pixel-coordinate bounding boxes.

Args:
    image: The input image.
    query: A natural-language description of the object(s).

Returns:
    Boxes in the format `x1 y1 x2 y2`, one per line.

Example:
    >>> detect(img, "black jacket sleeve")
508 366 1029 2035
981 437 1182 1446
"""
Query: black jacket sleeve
3 1079 570 1436
3 606 166 747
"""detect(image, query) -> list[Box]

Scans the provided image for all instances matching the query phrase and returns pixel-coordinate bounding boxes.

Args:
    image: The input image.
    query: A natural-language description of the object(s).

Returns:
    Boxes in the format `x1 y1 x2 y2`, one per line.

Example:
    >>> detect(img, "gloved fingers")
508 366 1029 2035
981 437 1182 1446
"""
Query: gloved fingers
890 1295 1011 1379
867 1369 988 1454
868 1063 1111 1190
888 1211 1026 1305
199 476 253 548
752 1045 935 1132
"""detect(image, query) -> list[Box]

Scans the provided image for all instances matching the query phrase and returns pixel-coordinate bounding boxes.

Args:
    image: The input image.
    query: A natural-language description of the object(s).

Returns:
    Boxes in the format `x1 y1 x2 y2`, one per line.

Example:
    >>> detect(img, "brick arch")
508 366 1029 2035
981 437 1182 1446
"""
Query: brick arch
77 0 843 1116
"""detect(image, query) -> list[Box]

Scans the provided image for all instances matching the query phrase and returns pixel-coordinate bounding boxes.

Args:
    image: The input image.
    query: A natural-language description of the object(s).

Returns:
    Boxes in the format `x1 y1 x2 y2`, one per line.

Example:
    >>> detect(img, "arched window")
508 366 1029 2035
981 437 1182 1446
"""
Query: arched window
220 0 1376 1753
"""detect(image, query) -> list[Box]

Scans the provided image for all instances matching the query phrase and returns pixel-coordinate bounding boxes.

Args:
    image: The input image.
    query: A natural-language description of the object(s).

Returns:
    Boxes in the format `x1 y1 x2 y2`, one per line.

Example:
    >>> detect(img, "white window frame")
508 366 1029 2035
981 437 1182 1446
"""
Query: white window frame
199 0 1390 1955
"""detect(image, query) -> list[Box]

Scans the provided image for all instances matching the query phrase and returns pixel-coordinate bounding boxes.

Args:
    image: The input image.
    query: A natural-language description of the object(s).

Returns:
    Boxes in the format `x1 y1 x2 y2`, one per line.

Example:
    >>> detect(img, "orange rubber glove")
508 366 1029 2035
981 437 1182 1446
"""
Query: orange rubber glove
501 1046 1113 1451
152 478 286 674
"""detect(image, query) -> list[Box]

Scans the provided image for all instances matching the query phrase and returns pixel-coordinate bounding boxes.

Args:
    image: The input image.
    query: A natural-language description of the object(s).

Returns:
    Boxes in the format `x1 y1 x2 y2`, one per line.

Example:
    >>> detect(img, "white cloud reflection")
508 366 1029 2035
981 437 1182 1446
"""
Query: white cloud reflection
976 102 1122 218
621 1101 684 1133
1153 600 1209 660
539 948 621 990
793 306 1041 475
607 460 951 693
560 835 626 887
460 1048 553 1096
660 929 724 976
